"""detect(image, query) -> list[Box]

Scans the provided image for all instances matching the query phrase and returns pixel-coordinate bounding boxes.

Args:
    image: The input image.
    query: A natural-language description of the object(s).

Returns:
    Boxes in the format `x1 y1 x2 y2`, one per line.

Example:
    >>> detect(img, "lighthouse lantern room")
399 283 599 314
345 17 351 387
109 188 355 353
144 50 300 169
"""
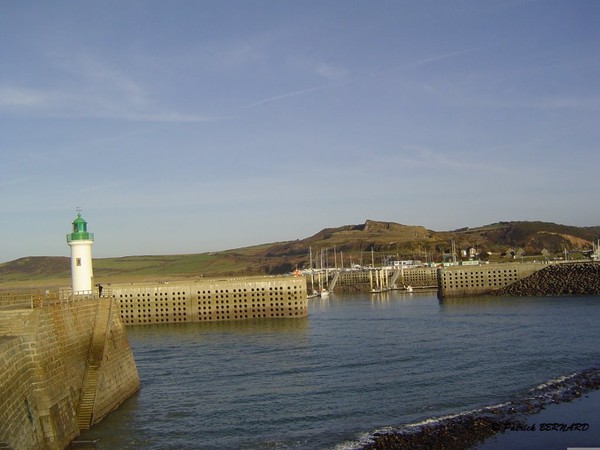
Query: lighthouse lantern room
66 211 95 295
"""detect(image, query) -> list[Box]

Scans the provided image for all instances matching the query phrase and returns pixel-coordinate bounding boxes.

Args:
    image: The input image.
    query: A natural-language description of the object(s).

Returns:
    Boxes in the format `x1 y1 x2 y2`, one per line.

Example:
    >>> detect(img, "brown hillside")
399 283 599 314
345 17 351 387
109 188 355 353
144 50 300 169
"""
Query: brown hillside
1 220 599 284
0 256 70 276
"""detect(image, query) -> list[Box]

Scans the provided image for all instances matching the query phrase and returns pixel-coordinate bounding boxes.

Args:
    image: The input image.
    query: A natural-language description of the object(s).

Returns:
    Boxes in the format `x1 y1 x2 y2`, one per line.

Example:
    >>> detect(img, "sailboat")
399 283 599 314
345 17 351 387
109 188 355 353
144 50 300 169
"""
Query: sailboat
307 247 319 299
318 248 330 298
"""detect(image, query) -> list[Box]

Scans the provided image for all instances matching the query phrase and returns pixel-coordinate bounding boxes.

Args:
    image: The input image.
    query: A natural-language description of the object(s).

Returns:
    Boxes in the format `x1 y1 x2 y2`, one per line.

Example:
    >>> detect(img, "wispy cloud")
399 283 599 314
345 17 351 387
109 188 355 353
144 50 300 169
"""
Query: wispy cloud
0 86 54 107
241 83 332 109
0 176 29 188
490 95 600 111
241 48 481 110
286 54 348 81
78 180 130 194
398 145 509 174
0 83 226 122
0 56 225 123
72 56 149 106
401 47 482 71
313 62 347 81
241 57 349 109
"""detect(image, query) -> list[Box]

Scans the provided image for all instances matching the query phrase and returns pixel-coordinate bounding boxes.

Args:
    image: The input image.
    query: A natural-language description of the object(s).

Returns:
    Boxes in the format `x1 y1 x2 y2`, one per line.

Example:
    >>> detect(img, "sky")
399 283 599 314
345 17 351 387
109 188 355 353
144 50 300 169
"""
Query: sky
1 0 599 262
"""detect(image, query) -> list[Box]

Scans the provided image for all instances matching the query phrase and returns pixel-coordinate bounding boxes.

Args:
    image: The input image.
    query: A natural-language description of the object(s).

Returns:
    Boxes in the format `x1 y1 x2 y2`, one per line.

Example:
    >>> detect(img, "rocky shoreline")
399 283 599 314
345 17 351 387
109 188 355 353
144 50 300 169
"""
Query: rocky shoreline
491 262 600 297
359 367 600 450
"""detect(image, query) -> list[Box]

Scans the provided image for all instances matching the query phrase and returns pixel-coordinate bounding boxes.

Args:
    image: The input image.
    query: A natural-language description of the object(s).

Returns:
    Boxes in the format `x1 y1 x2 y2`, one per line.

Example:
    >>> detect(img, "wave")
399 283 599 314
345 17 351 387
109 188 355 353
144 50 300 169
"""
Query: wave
335 367 600 450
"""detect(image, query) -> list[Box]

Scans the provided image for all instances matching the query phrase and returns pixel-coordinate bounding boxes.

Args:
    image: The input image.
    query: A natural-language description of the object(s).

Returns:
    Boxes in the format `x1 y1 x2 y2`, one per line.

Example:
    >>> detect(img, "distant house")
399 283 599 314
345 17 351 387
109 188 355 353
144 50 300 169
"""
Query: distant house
515 248 526 258
541 248 550 258
592 241 600 261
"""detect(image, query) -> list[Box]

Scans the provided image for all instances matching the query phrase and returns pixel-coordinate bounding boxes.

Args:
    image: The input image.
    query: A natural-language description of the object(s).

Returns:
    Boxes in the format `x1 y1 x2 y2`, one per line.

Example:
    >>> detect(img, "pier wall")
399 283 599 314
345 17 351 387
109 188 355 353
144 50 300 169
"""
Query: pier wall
437 263 542 298
400 267 438 288
110 276 307 326
0 299 139 450
330 268 438 291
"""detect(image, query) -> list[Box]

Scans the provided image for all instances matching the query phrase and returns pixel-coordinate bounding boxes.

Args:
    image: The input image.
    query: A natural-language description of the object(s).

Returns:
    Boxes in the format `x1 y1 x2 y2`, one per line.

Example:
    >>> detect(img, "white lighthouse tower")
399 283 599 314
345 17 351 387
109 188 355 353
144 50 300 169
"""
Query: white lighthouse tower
66 211 95 295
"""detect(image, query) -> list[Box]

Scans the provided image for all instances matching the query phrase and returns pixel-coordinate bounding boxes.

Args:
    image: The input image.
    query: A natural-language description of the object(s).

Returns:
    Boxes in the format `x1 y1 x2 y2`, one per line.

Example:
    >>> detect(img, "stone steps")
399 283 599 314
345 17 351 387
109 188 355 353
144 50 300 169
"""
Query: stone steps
76 299 113 430
77 366 98 430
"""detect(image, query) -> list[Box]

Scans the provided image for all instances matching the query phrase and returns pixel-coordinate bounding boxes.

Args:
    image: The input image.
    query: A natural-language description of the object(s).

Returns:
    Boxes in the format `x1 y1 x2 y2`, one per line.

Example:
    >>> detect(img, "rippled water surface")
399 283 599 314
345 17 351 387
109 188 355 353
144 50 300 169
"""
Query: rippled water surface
80 292 600 449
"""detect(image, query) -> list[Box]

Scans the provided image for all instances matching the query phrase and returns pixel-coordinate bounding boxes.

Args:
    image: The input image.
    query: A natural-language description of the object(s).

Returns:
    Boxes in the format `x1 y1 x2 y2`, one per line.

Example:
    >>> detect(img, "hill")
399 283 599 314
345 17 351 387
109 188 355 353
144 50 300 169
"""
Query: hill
1 220 599 288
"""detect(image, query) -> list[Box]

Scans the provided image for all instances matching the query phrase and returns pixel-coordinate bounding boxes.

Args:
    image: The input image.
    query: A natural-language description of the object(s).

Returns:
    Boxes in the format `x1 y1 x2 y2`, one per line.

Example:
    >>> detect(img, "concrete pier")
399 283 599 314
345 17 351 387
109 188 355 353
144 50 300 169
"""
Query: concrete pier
437 263 544 298
108 276 307 325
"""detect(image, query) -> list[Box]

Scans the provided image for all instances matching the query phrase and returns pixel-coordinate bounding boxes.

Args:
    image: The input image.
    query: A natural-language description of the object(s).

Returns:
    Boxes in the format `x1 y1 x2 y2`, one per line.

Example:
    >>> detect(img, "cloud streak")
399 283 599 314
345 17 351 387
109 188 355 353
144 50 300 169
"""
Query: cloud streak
401 47 483 71
240 47 482 110
241 83 333 109
0 86 54 107
0 56 227 123
384 145 511 177
0 83 228 122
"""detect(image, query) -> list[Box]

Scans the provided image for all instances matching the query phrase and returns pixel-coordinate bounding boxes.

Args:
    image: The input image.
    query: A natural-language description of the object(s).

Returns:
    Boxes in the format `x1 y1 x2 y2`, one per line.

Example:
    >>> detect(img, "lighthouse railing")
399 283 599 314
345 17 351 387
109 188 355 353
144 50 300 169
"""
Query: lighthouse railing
0 288 100 309
66 232 94 243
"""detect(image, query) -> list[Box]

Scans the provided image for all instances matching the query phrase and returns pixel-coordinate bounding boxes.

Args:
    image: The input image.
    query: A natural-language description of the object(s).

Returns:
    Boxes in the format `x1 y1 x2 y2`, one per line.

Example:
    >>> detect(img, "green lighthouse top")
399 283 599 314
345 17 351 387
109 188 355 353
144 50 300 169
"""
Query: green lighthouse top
66 213 94 242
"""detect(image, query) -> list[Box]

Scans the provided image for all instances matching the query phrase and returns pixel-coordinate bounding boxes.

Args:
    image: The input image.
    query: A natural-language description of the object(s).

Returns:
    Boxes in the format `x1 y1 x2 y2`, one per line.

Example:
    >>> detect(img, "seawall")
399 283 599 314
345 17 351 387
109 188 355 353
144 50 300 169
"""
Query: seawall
108 276 307 326
437 263 542 298
0 298 140 450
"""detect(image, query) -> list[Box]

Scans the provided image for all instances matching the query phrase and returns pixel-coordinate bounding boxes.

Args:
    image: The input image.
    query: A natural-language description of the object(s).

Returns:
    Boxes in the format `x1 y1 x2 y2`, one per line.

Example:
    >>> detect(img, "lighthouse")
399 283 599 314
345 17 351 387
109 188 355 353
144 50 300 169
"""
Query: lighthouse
66 211 95 295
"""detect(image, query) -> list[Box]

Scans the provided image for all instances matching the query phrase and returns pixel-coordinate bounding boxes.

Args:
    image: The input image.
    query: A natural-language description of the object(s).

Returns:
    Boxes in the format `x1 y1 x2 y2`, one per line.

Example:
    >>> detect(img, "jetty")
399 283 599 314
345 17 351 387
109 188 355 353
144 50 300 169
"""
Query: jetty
304 261 600 299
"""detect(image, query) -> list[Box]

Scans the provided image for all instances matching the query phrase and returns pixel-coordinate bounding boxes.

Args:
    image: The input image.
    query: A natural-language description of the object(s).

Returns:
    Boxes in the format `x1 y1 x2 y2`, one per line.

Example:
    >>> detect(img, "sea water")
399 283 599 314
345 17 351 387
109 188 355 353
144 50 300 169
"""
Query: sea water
78 292 600 449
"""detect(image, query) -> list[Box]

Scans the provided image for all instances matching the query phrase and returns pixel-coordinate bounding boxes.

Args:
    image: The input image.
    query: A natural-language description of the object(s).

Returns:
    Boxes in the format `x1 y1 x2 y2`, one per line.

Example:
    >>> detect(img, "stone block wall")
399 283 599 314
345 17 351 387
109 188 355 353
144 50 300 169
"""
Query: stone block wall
0 299 139 450
93 302 139 423
0 335 36 450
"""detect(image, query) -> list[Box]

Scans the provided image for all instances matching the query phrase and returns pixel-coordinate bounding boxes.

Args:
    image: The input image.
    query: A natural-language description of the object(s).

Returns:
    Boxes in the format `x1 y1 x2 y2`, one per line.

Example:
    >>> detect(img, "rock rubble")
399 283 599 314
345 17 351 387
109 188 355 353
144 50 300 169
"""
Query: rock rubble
491 262 600 296
361 368 600 450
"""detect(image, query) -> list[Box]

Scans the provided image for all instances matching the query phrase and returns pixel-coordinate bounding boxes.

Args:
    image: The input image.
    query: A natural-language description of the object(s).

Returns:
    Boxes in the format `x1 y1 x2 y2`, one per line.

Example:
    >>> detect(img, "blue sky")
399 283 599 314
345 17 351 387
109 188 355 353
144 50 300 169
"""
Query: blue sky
1 1 599 262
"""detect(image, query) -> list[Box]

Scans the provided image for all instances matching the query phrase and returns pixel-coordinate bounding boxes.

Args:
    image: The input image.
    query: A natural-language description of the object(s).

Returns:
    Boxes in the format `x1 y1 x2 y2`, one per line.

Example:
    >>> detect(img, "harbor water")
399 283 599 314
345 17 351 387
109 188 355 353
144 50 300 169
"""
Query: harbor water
79 291 600 449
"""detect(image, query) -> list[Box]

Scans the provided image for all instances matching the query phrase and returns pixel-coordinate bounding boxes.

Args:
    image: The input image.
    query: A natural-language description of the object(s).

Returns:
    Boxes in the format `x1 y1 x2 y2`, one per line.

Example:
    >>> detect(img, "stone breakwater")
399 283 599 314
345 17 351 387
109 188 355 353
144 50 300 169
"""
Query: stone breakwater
491 262 600 297
360 367 600 450
0 298 139 450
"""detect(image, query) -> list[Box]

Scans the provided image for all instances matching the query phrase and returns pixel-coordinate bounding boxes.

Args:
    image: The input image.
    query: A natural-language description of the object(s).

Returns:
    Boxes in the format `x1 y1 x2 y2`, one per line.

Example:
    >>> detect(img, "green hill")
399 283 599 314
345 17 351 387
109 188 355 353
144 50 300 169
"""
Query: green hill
1 220 599 288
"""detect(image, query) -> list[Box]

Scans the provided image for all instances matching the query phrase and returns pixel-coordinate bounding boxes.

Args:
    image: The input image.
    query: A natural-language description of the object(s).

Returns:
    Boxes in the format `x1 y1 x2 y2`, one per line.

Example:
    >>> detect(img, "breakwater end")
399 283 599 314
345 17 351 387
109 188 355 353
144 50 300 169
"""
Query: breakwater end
437 261 600 298
437 263 541 298
490 262 600 296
